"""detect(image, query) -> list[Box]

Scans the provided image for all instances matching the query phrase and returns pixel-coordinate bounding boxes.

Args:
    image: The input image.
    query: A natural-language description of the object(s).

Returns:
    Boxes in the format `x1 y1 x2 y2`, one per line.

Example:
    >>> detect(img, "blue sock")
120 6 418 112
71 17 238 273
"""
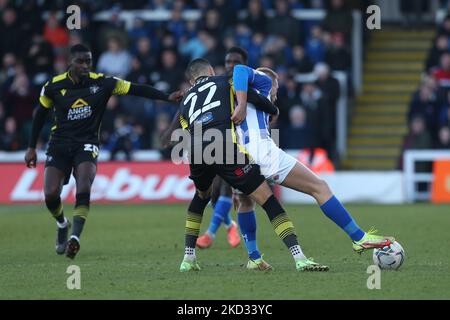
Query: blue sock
222 200 232 227
237 211 261 260
207 196 232 235
320 196 365 241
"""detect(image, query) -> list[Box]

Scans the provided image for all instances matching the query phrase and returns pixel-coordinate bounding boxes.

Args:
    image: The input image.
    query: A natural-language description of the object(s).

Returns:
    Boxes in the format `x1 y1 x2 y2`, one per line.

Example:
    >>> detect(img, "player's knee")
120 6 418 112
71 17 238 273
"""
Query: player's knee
196 187 212 201
75 180 93 194
238 196 255 212
312 179 332 198
220 183 232 197
44 186 61 200
249 181 273 206
188 190 211 214
45 195 61 211
74 170 95 193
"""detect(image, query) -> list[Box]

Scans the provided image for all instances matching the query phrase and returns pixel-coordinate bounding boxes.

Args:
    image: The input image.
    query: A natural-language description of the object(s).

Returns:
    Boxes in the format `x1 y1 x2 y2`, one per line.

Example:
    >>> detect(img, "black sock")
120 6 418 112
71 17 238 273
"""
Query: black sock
262 195 299 249
185 193 210 248
72 216 86 239
72 193 90 240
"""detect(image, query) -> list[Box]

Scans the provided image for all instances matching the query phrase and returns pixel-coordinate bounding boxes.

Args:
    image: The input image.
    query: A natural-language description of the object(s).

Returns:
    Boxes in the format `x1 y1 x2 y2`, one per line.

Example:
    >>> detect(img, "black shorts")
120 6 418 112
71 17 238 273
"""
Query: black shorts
189 144 265 195
45 142 99 185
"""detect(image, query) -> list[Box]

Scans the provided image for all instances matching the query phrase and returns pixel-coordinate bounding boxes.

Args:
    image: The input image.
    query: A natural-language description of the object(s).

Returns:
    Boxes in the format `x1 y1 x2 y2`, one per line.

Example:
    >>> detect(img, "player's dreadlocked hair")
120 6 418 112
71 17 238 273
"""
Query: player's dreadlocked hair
226 46 248 64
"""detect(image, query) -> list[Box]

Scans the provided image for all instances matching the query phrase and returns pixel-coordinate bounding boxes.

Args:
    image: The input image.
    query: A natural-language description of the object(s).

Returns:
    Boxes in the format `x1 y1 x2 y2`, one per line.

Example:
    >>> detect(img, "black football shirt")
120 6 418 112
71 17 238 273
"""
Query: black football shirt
39 71 130 145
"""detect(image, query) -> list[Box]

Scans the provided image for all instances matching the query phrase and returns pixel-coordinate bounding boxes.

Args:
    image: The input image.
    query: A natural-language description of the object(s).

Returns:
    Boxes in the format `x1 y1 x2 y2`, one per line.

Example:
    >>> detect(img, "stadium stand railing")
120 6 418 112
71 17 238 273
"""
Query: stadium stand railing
404 149 450 202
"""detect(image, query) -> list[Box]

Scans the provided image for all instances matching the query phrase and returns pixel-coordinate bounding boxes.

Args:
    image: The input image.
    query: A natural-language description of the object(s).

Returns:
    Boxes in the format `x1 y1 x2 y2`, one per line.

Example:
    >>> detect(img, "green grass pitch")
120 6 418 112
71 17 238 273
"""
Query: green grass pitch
1 203 449 299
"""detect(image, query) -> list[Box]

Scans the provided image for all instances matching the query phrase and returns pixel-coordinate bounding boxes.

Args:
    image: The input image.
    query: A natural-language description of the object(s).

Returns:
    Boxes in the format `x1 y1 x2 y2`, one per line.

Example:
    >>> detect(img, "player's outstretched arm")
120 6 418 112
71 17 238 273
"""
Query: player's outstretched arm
111 78 184 146
25 105 49 168
126 82 183 103
111 77 184 102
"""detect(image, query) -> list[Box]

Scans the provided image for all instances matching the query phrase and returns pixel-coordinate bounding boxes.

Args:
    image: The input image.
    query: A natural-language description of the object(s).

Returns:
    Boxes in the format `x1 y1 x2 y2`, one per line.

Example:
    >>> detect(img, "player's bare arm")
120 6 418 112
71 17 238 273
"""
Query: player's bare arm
125 82 183 103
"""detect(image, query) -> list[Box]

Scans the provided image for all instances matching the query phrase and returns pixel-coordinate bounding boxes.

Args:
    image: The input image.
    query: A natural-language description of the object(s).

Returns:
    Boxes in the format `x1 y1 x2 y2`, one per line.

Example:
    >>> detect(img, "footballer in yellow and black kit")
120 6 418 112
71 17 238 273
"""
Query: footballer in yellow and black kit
31 71 174 184
25 44 182 259
179 74 278 195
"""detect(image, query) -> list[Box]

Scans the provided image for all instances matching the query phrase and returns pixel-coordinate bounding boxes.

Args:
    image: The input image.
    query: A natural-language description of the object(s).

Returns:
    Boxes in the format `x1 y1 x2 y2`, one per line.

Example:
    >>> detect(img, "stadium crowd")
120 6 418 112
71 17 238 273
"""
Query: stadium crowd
400 11 450 166
0 0 358 161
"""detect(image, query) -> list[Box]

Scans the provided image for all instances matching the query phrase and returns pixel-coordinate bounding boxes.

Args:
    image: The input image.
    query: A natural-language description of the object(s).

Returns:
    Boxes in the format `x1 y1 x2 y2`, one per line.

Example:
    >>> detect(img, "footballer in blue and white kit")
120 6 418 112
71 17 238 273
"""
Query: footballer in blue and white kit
233 65 297 184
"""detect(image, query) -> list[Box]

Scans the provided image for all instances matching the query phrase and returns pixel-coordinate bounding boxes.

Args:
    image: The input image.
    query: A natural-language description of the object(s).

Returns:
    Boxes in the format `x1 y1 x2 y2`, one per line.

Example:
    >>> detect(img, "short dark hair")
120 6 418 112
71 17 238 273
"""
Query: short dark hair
186 58 211 81
70 44 91 56
226 46 248 64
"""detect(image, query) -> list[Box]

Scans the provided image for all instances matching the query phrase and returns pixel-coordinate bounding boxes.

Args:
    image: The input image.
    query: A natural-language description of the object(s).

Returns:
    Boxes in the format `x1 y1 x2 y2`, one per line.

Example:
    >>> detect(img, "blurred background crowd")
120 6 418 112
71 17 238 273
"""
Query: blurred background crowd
0 0 448 165
401 11 450 162
0 0 359 162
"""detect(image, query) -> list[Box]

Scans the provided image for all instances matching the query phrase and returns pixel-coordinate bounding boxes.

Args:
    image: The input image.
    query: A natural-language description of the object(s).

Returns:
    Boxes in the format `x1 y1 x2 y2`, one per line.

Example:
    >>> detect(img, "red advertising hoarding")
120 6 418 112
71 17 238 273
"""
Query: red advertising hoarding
0 162 195 204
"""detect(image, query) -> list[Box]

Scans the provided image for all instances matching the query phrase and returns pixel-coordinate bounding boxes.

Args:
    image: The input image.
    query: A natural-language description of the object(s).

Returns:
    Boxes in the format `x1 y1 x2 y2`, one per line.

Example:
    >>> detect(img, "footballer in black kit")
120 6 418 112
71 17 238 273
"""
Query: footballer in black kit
40 68 132 184
179 68 277 195
25 44 183 259
178 59 304 272
163 46 257 249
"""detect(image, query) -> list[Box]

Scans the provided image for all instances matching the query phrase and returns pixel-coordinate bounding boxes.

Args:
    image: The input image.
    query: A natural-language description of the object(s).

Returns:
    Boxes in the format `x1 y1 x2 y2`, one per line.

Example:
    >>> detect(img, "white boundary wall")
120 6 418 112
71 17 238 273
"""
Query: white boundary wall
280 171 404 204
403 150 450 203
